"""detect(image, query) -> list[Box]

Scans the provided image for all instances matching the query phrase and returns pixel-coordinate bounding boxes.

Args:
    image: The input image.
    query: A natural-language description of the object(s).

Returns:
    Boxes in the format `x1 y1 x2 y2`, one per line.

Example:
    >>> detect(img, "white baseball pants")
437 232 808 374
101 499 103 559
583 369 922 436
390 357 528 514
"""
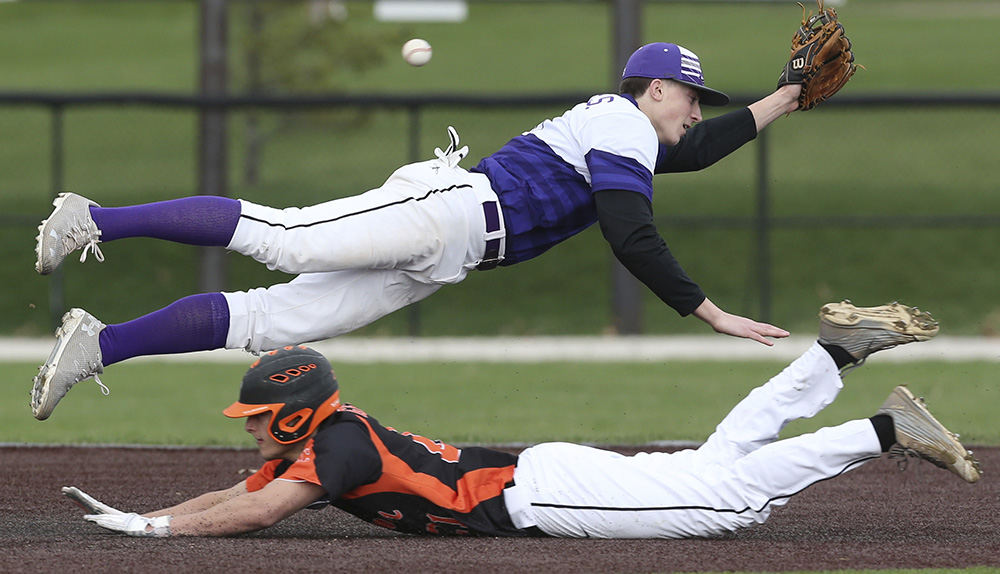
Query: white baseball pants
220 158 503 353
504 343 883 538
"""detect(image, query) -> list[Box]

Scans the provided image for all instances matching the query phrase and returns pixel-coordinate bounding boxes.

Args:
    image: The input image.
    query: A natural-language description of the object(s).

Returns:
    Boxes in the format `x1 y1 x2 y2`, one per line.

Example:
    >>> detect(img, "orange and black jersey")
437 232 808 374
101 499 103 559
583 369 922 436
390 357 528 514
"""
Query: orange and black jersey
247 404 530 537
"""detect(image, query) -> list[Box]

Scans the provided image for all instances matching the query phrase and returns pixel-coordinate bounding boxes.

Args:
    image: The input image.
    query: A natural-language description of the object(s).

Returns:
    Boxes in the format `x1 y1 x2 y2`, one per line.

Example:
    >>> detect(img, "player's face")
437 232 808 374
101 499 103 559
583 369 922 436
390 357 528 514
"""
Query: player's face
652 81 703 145
244 412 294 460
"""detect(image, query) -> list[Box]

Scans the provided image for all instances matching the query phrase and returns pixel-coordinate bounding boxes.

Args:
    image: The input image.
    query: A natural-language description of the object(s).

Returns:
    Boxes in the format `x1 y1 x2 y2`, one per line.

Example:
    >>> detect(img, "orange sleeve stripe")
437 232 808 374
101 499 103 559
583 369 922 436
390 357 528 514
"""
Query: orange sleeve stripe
341 418 514 513
245 459 282 492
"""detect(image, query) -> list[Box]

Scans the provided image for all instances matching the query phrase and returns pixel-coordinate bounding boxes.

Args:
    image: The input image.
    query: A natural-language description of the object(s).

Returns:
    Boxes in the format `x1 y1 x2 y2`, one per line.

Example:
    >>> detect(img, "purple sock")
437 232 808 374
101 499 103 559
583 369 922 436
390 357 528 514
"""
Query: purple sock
99 293 230 366
90 196 241 246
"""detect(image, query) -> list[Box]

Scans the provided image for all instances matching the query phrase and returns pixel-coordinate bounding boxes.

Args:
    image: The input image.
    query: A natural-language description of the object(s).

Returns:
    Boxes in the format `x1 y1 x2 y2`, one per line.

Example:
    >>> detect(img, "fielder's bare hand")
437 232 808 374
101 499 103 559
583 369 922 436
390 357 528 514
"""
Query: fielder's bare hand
693 298 789 346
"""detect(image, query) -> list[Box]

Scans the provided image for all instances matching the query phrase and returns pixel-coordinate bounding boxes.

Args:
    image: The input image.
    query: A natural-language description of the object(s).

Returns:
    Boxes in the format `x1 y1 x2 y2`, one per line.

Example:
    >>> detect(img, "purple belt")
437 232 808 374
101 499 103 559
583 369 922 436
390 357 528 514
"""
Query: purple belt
477 200 503 270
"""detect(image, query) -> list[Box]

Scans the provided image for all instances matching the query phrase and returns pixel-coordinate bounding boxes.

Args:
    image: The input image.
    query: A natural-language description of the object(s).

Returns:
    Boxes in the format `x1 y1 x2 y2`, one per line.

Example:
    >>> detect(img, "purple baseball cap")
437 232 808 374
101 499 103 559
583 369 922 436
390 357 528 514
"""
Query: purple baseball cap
622 42 730 106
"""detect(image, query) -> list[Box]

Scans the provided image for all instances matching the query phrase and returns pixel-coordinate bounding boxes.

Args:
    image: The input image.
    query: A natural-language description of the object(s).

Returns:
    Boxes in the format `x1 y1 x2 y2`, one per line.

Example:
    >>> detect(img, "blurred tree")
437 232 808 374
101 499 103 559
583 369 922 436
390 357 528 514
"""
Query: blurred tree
236 0 406 185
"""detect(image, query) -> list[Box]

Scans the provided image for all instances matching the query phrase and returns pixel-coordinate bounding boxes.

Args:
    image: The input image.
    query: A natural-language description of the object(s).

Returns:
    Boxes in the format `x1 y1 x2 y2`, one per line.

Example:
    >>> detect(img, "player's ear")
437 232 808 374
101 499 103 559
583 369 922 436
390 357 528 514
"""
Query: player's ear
647 78 665 101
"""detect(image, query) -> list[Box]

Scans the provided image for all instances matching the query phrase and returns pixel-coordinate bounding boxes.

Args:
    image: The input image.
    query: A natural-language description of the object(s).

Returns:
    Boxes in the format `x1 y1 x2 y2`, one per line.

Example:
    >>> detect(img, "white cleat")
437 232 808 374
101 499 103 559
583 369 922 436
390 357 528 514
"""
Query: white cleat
878 385 981 484
35 192 104 275
819 300 938 368
31 308 108 421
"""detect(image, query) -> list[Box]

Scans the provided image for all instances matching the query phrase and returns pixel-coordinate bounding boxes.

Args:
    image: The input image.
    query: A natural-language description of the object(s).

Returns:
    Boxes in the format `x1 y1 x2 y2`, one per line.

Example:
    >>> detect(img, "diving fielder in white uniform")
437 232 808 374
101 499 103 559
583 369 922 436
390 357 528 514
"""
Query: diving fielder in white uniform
33 43 802 419
65 302 980 539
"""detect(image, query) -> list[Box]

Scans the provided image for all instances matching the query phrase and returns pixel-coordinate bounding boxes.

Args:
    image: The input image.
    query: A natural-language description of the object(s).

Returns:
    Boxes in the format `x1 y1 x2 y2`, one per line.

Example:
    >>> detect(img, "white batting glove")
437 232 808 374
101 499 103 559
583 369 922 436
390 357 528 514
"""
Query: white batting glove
84 512 172 537
61 486 125 515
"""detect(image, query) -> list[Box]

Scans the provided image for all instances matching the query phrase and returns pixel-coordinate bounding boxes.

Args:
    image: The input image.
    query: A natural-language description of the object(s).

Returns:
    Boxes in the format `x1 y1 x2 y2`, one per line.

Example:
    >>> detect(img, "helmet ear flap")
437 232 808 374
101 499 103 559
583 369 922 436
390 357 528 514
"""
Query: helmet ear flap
272 407 314 443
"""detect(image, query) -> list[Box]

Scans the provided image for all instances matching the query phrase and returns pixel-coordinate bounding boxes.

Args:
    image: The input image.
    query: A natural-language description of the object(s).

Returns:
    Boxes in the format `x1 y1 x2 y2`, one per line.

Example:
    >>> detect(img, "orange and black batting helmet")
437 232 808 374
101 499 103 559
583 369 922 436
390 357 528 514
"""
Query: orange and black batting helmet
223 345 341 444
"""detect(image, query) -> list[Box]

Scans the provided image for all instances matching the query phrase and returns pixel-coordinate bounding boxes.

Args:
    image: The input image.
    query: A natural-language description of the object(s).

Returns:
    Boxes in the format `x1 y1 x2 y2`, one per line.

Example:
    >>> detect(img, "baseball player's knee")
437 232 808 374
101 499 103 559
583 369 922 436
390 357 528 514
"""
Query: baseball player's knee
231 202 332 273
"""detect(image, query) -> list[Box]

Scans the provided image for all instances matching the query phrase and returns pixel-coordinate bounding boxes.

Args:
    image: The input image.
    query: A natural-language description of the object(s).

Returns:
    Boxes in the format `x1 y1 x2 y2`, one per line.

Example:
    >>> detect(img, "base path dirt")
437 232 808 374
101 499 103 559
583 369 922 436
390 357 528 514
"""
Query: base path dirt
1 445 996 573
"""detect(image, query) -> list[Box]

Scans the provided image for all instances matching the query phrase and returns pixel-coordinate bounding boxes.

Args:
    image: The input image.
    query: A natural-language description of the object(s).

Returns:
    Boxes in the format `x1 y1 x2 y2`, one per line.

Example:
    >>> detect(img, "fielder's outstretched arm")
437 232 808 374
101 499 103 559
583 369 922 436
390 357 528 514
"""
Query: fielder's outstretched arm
656 84 801 175
594 189 704 316
655 107 757 173
748 84 802 132
594 190 789 344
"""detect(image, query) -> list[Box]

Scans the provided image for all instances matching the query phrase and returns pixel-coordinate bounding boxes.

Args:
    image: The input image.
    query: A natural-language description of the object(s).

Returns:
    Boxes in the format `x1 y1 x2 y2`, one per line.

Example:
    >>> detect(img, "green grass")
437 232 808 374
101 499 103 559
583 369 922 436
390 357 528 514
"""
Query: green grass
0 2 197 91
1 2 999 338
4 359 997 446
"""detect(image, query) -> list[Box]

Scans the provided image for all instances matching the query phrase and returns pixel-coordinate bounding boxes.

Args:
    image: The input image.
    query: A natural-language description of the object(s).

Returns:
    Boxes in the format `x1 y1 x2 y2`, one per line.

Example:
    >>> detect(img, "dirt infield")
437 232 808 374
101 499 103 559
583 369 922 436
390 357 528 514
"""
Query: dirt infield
2 445 996 573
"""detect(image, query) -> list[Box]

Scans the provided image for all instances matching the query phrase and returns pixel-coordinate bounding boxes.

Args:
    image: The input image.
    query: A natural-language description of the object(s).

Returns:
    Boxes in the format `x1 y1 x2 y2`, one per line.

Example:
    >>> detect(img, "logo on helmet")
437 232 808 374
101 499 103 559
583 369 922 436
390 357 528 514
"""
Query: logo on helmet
269 363 320 384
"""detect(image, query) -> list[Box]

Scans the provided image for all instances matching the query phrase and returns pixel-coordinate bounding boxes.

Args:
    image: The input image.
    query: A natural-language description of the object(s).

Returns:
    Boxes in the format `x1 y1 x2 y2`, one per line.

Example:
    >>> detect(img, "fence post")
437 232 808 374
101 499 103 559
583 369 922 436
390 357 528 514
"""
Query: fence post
198 0 229 293
754 128 772 322
243 0 263 187
48 105 66 330
609 0 644 334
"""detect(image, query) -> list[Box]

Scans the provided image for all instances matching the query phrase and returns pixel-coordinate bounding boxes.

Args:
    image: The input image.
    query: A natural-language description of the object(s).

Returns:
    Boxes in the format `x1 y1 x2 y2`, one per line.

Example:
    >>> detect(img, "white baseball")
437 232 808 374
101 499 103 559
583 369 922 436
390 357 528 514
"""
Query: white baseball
402 38 432 67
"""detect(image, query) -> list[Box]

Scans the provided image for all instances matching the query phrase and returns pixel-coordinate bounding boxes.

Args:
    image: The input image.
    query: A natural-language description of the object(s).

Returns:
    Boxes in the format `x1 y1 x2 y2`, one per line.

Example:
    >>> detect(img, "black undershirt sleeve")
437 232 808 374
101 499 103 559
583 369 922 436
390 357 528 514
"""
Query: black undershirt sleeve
594 189 705 316
656 107 758 173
